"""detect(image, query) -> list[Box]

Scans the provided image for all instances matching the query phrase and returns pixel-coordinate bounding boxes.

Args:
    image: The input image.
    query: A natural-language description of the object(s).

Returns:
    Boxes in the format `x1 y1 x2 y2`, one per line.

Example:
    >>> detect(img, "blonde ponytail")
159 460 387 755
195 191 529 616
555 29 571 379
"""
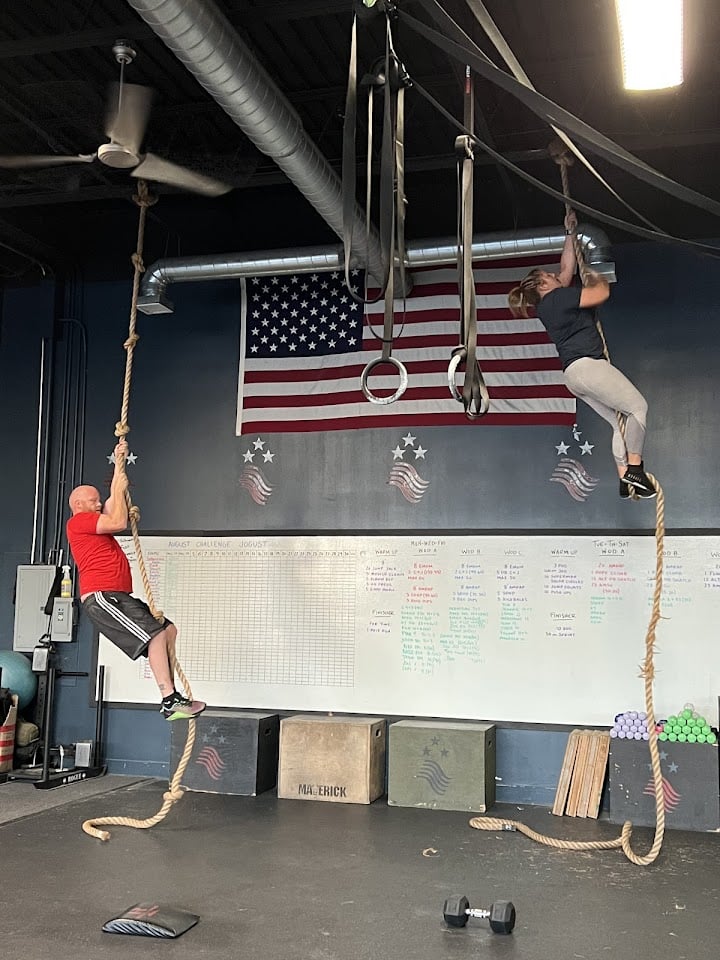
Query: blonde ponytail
508 285 530 318
508 268 543 318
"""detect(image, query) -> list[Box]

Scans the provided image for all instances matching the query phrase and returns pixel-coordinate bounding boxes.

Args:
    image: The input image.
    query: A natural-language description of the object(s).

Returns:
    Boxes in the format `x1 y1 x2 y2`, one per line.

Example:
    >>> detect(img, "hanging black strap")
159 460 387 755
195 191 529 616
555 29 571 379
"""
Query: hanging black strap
343 14 398 306
342 11 409 404
447 69 489 419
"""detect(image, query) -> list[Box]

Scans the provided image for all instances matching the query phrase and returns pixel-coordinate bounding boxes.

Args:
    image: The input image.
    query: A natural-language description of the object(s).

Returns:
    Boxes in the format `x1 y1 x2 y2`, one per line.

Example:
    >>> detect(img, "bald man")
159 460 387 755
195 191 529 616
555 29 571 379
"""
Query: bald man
66 439 205 721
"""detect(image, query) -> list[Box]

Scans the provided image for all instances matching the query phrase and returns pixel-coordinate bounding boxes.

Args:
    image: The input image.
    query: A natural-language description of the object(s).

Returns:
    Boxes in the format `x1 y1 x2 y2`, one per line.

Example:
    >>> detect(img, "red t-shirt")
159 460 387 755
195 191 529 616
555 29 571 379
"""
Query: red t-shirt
66 512 132 596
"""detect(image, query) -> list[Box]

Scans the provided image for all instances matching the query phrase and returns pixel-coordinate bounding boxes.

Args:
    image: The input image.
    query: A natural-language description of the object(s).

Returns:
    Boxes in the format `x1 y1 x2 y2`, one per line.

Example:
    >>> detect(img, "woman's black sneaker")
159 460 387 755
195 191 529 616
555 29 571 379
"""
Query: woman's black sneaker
621 463 656 499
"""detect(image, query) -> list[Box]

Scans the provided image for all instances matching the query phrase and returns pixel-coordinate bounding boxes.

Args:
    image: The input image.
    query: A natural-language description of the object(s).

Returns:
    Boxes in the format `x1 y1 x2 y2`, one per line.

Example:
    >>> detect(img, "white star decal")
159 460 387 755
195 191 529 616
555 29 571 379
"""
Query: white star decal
243 450 255 463
555 441 570 455
263 450 275 463
392 445 405 460
402 432 416 447
579 441 595 455
126 452 137 465
414 445 427 459
253 437 265 450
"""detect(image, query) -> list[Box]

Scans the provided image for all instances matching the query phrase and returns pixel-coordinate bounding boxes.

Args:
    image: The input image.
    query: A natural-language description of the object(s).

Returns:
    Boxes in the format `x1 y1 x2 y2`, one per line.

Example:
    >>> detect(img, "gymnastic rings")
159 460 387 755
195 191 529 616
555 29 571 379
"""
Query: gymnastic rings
447 346 490 419
361 355 409 405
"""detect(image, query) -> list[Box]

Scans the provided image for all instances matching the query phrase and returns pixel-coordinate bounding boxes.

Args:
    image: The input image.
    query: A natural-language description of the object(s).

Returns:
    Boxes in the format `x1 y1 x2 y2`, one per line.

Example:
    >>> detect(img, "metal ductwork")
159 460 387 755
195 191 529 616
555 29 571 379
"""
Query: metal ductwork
137 224 615 314
125 0 384 279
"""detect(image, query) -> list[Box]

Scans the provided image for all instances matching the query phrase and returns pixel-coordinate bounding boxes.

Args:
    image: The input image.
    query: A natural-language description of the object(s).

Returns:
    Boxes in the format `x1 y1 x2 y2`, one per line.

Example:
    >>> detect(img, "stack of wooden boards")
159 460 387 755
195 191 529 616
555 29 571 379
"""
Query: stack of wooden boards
552 729 611 818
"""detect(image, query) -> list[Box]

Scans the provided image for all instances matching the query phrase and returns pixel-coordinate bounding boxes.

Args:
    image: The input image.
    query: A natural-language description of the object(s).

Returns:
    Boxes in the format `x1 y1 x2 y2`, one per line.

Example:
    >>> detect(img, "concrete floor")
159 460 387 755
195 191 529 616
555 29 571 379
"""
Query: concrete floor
1 778 718 960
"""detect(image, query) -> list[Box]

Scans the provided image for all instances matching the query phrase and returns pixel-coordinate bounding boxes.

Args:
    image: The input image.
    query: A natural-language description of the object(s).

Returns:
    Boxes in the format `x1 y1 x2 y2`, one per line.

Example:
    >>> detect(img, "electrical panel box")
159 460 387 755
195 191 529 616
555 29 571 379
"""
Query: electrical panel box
50 597 74 643
13 565 57 652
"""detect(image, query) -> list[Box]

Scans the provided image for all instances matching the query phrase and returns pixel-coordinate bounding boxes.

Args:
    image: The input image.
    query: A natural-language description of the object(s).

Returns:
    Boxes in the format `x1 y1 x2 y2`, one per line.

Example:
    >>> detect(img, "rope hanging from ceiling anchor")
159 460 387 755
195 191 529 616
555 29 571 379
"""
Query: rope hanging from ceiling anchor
471 148 668 866
82 181 197 841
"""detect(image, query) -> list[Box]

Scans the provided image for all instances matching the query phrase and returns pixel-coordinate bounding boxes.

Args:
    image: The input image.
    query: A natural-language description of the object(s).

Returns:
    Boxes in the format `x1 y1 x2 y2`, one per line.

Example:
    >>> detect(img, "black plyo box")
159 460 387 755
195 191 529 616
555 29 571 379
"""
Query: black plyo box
170 710 279 796
607 739 720 832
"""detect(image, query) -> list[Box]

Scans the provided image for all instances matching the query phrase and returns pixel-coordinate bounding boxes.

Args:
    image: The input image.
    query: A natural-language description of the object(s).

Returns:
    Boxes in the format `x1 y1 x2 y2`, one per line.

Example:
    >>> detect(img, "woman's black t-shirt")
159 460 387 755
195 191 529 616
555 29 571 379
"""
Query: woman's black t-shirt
536 285 605 370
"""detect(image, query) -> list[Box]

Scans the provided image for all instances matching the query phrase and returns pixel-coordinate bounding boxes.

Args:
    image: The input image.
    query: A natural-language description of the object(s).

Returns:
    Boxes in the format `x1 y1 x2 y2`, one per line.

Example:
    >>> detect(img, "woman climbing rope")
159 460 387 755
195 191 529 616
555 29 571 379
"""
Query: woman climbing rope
508 210 655 500
67 438 206 721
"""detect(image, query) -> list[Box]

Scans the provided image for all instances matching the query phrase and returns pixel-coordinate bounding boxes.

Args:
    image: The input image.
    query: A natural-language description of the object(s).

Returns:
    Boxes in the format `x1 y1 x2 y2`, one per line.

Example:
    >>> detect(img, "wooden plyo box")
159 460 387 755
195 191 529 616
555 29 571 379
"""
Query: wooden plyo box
278 715 386 804
387 719 496 813
170 710 279 796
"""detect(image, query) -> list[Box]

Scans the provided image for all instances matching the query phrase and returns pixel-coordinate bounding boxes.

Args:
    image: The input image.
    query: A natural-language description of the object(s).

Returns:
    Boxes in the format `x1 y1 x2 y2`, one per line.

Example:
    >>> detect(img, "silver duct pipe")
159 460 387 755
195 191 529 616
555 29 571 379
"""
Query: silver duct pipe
137 225 615 314
125 0 383 279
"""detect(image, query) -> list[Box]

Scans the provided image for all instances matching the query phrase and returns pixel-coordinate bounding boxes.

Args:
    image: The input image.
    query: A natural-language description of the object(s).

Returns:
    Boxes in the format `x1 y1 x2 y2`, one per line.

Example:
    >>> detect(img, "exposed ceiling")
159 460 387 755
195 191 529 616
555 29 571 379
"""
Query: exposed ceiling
1 0 719 279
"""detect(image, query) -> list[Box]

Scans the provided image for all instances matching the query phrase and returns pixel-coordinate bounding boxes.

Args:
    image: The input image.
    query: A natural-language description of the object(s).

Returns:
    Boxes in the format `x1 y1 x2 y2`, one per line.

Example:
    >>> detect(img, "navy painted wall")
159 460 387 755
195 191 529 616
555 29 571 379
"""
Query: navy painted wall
1 238 718 803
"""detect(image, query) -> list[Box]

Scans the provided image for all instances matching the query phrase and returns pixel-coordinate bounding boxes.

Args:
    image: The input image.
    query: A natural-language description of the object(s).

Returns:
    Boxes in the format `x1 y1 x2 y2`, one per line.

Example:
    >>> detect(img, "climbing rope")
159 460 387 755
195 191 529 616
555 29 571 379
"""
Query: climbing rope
83 182 197 841
471 153 667 866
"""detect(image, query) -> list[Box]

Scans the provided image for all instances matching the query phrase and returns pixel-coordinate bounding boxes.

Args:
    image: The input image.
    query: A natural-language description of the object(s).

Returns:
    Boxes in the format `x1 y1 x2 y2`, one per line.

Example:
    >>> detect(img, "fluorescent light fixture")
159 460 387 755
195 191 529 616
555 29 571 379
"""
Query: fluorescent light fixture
615 0 684 90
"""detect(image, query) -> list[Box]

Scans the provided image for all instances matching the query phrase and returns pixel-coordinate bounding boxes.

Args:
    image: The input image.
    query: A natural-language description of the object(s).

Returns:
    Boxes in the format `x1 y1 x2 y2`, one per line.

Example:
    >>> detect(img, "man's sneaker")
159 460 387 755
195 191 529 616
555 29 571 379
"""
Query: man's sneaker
621 463 656 499
619 478 631 499
161 695 206 721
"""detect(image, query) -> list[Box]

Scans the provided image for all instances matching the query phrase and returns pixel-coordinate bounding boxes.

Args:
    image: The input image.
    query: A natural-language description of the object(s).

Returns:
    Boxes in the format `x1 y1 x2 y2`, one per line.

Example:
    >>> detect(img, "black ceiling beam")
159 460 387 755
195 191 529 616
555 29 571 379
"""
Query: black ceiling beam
0 125 718 211
0 23 157 60
0 2 352 61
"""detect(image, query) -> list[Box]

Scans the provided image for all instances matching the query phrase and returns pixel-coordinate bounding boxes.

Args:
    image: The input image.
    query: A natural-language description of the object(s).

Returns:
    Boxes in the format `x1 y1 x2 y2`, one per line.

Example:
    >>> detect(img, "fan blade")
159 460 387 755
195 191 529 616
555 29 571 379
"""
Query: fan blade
0 154 96 169
132 153 232 197
105 82 154 157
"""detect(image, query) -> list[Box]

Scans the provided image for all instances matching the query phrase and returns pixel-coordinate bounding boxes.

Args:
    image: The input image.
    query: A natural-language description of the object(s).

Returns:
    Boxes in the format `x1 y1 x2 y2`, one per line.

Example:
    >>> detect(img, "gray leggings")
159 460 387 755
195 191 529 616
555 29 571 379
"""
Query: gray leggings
564 357 648 466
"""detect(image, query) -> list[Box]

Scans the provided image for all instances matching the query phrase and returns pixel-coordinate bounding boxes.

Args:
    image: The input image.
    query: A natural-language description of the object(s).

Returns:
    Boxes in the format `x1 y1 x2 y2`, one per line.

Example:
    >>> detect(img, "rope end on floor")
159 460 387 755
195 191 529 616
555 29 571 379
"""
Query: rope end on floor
82 820 111 841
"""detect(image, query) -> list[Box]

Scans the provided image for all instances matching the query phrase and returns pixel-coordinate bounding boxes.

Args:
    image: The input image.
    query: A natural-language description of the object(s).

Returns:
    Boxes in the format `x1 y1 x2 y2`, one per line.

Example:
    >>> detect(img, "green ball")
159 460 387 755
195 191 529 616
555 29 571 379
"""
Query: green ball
691 725 701 736
707 733 718 745
681 725 691 735
667 715 678 726
688 734 697 743
672 724 682 734
696 717 706 727
697 734 707 744
702 725 712 736
668 732 678 742
678 733 687 742
682 708 693 720
658 731 668 741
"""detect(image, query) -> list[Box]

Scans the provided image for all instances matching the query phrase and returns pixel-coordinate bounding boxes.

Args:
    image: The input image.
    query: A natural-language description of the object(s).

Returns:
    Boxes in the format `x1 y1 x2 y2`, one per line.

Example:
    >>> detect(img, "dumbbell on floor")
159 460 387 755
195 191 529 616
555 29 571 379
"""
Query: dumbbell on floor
442 895 516 934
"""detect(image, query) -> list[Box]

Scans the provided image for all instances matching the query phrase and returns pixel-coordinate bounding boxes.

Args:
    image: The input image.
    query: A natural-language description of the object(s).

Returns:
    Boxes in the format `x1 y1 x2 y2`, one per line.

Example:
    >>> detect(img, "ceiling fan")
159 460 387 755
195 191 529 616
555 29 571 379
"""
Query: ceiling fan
0 41 232 197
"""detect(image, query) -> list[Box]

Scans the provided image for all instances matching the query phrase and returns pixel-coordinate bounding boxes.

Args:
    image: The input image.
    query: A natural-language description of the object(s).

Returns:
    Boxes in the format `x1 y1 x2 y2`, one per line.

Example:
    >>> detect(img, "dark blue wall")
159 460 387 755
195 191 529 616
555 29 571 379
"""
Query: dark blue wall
1 239 719 802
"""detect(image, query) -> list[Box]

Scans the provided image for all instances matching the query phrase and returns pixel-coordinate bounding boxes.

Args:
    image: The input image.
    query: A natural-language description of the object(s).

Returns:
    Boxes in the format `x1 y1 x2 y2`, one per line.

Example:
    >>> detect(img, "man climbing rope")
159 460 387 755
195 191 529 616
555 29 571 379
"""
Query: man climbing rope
508 211 655 500
66 439 206 720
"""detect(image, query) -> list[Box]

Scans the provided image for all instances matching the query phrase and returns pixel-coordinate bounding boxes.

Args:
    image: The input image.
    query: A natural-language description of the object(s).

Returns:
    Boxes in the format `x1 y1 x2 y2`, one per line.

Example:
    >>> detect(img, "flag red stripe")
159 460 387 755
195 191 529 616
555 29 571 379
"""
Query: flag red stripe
367 281 539 298
364 332 552 349
243 412 575 432
364 307 535 323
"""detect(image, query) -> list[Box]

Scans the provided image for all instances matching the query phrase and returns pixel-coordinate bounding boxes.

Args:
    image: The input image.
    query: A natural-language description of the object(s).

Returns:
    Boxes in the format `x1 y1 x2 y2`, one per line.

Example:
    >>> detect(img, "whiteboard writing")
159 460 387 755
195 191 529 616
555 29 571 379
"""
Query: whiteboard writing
97 534 717 725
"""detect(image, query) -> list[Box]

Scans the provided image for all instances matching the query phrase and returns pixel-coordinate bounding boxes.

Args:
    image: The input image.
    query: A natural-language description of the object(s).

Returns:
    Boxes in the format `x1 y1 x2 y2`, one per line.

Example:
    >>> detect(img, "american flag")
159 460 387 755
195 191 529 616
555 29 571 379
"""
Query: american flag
236 256 575 434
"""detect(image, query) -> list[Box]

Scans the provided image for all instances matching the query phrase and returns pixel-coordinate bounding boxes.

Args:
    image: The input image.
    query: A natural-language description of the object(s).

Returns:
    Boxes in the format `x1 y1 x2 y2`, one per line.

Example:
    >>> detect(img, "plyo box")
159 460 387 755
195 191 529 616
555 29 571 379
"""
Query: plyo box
171 710 279 796
608 738 719 832
388 719 496 813
278 714 386 804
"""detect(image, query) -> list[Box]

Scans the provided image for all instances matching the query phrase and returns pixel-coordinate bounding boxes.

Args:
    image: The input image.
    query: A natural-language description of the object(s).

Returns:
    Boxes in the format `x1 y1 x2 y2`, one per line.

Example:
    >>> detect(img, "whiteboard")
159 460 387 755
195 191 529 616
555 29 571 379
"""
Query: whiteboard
97 534 720 726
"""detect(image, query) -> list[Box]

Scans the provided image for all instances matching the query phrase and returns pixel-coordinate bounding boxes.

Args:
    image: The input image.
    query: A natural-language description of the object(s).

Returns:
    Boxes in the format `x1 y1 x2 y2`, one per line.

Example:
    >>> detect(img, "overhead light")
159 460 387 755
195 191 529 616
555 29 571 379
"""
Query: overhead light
615 0 684 90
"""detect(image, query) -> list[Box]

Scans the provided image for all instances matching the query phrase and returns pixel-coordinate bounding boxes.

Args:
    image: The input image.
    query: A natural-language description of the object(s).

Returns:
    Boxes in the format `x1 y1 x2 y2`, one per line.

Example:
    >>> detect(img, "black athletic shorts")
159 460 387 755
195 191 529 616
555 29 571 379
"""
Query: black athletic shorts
83 591 173 661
